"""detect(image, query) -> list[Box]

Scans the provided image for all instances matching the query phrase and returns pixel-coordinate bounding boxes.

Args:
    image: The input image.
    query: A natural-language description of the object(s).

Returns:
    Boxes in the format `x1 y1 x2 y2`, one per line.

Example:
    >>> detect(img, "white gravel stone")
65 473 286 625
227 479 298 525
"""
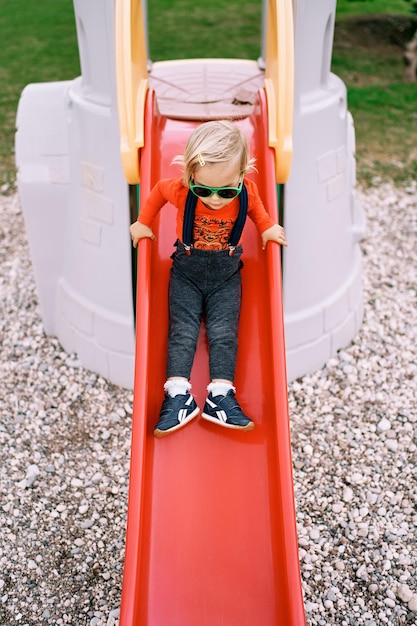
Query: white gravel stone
397 583 413 604
1 182 417 625
289 183 417 625
0 193 130 624
385 438 399 452
377 417 391 432
343 486 354 503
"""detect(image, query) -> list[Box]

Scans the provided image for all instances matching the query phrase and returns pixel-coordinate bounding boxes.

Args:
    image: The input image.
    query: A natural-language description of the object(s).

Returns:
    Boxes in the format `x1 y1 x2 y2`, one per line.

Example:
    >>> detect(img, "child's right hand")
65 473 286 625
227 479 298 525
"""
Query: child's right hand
130 221 156 248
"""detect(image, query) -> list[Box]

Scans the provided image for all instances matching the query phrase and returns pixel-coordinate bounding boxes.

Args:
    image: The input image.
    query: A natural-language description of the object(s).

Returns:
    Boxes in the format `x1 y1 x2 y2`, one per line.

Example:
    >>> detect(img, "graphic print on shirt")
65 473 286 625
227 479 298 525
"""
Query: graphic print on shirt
193 215 234 250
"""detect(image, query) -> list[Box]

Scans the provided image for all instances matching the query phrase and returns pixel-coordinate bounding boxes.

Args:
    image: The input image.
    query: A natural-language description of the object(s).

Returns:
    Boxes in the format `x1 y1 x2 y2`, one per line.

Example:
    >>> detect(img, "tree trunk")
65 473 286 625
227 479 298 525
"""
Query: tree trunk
404 29 417 82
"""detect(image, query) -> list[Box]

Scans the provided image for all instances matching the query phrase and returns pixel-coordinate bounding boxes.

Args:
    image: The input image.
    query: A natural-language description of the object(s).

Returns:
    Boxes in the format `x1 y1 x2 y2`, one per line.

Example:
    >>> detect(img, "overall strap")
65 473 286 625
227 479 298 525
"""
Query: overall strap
182 183 248 256
182 187 198 253
228 182 248 253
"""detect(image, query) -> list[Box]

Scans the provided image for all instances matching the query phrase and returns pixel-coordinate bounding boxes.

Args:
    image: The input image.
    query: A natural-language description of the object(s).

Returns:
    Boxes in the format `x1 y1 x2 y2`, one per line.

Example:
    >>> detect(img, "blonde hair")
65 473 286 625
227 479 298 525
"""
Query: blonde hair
172 120 256 185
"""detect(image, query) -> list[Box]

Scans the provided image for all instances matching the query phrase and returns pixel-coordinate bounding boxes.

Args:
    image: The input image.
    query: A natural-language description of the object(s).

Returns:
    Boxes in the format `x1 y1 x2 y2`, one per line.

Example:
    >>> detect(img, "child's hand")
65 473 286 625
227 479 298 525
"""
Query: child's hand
261 224 288 249
130 221 156 248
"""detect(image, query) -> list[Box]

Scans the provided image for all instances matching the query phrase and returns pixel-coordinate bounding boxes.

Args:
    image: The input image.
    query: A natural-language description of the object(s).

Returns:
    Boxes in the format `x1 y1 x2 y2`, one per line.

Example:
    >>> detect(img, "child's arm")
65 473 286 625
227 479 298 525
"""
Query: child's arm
244 179 288 250
130 221 156 248
261 224 288 250
129 178 183 247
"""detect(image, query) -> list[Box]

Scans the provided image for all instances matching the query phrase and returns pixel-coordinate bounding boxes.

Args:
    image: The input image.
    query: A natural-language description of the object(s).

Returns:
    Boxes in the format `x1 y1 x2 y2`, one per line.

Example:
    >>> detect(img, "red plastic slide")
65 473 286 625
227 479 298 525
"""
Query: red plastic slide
119 88 305 625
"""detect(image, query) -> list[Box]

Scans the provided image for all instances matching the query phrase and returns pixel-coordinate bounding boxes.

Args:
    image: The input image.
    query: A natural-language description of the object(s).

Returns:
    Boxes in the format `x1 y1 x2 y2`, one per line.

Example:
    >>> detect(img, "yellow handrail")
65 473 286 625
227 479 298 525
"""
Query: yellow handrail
264 0 294 183
115 0 149 184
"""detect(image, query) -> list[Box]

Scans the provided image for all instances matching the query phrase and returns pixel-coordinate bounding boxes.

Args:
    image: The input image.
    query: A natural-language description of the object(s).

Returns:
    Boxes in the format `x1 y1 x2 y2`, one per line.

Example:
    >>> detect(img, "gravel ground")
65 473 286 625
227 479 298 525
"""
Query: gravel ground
0 183 416 626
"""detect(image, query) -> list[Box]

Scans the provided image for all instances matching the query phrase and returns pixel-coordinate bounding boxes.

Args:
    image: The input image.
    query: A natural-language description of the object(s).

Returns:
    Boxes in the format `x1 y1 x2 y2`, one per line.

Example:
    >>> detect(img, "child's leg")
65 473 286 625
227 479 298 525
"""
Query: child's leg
202 270 253 431
166 262 204 380
205 268 241 382
154 263 203 437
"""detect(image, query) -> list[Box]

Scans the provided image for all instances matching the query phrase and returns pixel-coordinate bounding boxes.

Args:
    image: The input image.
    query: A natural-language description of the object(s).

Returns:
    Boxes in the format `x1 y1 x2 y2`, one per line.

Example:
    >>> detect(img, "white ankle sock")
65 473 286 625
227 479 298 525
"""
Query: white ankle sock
207 382 235 397
164 379 191 398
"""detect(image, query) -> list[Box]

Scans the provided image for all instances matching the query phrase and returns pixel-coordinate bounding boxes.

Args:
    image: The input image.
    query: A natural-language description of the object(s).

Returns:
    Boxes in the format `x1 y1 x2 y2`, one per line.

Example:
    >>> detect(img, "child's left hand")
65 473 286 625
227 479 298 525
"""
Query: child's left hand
261 224 288 249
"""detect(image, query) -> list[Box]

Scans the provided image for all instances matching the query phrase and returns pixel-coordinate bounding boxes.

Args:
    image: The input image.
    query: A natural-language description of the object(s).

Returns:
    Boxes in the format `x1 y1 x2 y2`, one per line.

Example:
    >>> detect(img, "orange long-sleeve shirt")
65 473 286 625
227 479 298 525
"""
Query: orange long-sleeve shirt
137 178 275 251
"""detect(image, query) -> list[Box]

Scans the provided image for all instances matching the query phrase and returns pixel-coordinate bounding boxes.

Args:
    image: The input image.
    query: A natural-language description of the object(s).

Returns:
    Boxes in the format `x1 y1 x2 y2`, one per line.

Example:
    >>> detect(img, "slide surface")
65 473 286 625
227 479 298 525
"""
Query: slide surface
119 88 305 625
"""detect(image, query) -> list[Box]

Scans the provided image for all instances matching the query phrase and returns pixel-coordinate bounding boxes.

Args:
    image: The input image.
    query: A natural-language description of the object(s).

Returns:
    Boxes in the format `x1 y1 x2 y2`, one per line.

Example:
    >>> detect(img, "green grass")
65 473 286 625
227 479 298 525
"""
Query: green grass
0 0 80 190
1 0 416 190
347 84 417 184
334 0 417 185
336 0 411 16
331 47 404 85
148 0 261 61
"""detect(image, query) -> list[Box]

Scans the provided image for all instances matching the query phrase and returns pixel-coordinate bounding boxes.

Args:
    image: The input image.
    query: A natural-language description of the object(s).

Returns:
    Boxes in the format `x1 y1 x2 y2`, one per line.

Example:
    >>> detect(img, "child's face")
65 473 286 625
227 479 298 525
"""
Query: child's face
193 160 242 211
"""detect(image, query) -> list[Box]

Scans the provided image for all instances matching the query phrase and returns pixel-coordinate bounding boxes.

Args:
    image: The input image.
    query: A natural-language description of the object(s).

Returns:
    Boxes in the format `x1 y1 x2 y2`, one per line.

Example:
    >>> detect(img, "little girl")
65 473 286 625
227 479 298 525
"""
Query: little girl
130 120 287 437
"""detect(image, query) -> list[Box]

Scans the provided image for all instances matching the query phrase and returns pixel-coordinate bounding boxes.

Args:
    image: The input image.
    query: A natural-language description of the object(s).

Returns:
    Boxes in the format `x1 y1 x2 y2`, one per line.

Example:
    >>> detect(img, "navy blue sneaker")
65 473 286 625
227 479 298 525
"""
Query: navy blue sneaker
154 393 199 438
202 391 254 431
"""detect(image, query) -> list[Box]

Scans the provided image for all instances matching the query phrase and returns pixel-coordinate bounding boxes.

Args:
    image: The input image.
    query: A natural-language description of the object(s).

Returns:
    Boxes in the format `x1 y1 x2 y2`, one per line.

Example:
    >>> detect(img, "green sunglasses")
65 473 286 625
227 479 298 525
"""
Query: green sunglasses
189 177 243 200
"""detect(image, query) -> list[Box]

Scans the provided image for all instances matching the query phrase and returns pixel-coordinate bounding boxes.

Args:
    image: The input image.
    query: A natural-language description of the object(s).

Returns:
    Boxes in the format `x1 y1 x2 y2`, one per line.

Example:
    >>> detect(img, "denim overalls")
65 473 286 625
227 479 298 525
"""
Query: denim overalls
166 185 248 382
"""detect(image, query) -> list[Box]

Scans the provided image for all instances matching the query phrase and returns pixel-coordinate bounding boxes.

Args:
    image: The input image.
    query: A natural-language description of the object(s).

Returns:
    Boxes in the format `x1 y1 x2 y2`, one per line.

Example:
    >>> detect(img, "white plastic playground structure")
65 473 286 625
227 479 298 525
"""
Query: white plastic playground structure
15 0 365 389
